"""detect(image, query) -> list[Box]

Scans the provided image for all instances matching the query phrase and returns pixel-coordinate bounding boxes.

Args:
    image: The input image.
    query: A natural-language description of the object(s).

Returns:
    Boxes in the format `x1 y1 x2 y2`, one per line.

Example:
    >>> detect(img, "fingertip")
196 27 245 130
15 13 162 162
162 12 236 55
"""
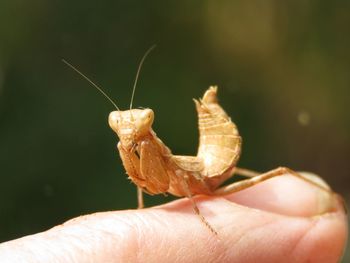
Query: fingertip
223 174 340 217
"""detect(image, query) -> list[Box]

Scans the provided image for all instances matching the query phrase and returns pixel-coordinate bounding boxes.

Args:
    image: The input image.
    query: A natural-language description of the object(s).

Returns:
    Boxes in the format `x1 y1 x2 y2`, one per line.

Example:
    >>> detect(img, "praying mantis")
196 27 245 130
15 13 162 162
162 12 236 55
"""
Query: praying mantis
63 46 334 235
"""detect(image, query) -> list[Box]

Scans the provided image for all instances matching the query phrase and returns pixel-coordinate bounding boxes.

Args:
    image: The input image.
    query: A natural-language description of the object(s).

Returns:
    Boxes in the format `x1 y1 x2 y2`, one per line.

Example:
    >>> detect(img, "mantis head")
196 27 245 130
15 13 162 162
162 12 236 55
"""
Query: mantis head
108 109 154 150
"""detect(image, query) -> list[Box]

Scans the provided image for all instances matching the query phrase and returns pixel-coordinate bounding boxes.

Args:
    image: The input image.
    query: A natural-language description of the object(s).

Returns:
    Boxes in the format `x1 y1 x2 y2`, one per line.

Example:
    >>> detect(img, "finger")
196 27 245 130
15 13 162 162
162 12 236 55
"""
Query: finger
225 173 339 217
0 175 347 263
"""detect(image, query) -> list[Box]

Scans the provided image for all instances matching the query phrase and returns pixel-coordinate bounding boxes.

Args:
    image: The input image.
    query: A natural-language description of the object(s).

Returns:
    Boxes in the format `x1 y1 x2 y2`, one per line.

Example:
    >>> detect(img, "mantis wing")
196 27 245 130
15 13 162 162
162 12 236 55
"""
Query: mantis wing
140 140 170 194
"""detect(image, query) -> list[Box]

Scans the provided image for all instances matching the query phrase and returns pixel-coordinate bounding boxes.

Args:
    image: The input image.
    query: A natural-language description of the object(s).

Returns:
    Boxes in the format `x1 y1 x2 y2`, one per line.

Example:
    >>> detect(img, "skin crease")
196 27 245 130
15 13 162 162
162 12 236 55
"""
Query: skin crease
0 175 347 263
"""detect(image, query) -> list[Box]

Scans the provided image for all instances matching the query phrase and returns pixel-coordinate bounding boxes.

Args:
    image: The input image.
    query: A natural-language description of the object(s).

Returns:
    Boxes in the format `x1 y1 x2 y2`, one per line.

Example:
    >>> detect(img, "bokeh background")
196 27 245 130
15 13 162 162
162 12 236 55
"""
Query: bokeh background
0 0 349 260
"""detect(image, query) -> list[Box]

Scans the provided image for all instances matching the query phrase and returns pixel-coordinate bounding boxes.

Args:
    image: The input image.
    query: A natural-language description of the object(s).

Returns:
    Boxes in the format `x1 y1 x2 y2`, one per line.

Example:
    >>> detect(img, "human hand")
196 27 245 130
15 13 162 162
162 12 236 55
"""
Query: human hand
0 173 347 263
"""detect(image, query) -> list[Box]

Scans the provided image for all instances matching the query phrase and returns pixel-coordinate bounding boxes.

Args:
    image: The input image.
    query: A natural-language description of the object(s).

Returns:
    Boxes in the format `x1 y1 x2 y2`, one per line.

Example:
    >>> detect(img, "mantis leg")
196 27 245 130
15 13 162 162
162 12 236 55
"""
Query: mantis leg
215 166 332 196
182 175 218 235
139 140 170 194
117 142 146 209
234 167 260 178
137 187 144 209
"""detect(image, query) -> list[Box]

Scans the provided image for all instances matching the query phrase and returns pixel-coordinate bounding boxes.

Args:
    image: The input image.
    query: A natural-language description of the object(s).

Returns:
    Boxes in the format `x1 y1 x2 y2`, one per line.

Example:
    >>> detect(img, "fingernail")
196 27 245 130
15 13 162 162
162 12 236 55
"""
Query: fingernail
315 188 337 214
336 194 348 215
299 172 338 215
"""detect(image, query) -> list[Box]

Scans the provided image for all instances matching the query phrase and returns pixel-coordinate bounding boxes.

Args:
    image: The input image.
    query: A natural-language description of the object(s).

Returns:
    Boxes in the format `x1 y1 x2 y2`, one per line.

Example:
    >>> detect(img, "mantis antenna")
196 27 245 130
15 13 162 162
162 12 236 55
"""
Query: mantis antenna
129 45 156 111
62 59 121 111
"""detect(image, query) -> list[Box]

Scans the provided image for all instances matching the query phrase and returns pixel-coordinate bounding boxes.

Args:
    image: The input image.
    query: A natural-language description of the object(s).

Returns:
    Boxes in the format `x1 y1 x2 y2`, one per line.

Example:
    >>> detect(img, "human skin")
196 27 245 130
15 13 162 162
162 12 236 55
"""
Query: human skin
0 174 347 263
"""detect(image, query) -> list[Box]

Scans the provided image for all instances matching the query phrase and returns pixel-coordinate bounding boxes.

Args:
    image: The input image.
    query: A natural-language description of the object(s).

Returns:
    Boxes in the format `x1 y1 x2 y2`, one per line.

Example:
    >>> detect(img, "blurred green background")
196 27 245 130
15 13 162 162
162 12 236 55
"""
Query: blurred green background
0 0 349 259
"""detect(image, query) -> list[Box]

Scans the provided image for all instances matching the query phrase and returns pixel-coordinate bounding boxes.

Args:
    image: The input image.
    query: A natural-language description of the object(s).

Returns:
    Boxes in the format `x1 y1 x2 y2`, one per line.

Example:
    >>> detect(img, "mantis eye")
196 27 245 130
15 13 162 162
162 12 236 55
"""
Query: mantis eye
141 109 154 123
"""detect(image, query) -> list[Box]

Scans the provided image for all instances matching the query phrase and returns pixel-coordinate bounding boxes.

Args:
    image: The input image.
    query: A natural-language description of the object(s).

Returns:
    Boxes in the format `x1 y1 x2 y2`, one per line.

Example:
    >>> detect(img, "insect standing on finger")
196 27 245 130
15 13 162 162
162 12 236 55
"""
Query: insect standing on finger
63 46 334 235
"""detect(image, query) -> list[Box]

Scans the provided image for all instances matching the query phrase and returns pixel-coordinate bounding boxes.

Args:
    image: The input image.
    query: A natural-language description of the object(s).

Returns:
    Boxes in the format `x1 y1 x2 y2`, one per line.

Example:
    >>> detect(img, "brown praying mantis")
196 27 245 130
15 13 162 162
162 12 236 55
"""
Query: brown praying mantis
63 46 334 235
